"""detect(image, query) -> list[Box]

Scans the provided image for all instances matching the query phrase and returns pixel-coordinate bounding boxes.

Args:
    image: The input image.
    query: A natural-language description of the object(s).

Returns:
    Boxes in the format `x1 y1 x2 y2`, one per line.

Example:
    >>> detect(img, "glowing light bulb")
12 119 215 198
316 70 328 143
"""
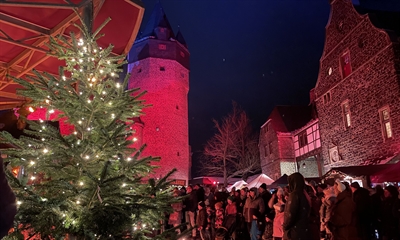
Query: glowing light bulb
79 181 84 186
109 102 112 105
43 148 48 153
78 120 82 124
45 99 50 104
94 49 97 53
28 144 31 147
39 119 44 123
87 100 91 103
116 83 120 88
122 183 127 187
17 201 22 205
76 200 80 204
107 60 110 64
85 155 89 159
62 214 66 217
49 109 55 114
133 137 138 142
41 138 45 141
87 127 91 131
73 131 77 135
111 113 115 118
42 126 45 129
62 76 66 80
127 157 132 161
28 107 35 112
102 91 106 95
31 176 36 180
100 69 104 74
30 161 35 165
111 72 115 77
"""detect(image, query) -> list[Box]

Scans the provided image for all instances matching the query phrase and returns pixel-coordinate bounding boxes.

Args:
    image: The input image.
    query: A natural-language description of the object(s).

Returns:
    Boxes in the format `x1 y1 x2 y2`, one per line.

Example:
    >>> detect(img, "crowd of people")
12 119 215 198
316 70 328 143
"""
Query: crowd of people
167 172 400 240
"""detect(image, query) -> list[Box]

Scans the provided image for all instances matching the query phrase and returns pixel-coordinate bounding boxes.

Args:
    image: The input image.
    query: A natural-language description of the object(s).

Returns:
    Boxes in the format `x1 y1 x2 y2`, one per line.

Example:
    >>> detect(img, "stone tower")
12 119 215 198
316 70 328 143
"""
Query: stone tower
127 3 190 184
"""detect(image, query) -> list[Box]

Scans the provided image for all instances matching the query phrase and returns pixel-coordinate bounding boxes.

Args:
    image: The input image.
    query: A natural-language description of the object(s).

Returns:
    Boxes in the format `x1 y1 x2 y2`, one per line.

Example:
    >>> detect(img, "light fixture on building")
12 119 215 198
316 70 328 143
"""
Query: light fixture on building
302 163 306 169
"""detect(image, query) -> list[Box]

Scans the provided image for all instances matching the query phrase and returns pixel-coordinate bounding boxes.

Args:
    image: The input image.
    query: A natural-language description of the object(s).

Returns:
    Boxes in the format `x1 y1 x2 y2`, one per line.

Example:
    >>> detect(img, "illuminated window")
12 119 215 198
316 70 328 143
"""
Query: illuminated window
342 101 351 129
380 107 392 139
340 51 352 78
298 131 308 147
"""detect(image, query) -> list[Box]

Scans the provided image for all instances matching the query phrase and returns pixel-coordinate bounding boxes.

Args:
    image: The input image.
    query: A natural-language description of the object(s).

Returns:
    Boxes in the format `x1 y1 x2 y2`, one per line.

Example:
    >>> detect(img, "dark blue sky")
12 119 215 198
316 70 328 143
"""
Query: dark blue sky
141 0 331 177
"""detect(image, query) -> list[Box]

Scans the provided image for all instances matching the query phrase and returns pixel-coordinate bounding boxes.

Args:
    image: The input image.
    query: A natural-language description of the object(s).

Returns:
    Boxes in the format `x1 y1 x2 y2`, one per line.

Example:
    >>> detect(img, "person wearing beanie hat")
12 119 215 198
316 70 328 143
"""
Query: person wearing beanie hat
258 182 272 239
328 179 355 240
244 186 265 240
196 201 209 239
259 183 267 191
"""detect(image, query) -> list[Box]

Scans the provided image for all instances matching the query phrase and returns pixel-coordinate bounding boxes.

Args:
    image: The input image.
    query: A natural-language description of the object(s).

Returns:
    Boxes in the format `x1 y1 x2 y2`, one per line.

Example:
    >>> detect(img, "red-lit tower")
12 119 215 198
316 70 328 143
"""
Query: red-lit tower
127 3 190 184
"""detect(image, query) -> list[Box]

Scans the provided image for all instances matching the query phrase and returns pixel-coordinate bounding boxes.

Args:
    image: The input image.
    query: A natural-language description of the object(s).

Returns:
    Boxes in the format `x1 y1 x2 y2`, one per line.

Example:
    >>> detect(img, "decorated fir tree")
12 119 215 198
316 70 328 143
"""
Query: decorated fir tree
0 19 179 240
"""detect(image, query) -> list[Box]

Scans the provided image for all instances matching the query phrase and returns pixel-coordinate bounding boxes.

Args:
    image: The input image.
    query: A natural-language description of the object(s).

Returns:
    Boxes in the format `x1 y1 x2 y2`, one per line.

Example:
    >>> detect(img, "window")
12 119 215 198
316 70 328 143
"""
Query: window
264 145 268 157
180 72 185 78
269 142 273 155
380 108 393 139
340 51 352 78
160 66 165 71
158 44 166 50
137 68 142 73
342 101 351 129
180 51 185 57
298 131 308 147
323 92 331 104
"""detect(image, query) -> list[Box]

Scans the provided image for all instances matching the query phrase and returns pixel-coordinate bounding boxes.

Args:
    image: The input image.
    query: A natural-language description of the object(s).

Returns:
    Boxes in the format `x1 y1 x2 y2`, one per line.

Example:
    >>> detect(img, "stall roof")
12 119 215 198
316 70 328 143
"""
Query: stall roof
0 0 144 110
371 161 400 183
323 164 392 178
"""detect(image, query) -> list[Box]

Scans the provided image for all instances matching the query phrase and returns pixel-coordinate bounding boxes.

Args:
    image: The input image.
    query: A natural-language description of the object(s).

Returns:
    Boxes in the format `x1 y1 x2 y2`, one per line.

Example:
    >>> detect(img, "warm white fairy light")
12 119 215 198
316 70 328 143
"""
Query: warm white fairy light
42 126 45 129
43 148 48 153
100 69 104 74
73 131 77 135
62 213 66 217
107 60 110 64
45 99 50 104
87 100 91 104
76 200 80 204
41 138 45 141
30 161 35 165
39 119 44 123
28 107 35 112
102 91 106 95
127 157 132 161
28 144 31 147
116 83 120 88
17 201 22 205
87 127 91 131
91 77 96 82
111 72 115 77
78 120 82 124
109 102 112 105
49 109 55 114
122 183 127 187
133 137 138 142
79 181 84 186
62 76 66 80
31 176 36 180
111 113 115 119
85 155 89 159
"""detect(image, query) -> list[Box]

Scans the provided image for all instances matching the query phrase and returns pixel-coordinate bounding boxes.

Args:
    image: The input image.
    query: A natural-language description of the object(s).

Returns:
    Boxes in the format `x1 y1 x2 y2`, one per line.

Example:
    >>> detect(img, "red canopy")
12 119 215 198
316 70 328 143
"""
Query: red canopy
0 0 144 110
370 160 400 183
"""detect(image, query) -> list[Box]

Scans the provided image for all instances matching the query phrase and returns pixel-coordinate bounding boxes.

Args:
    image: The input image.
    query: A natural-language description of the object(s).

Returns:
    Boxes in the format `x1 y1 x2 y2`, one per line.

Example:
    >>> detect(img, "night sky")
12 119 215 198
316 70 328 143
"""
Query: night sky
140 0 331 177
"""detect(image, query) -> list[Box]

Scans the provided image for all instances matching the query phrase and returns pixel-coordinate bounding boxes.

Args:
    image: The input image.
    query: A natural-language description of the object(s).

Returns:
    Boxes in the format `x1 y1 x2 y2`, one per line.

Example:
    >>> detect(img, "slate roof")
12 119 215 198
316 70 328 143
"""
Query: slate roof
268 105 314 133
175 30 188 48
139 2 175 39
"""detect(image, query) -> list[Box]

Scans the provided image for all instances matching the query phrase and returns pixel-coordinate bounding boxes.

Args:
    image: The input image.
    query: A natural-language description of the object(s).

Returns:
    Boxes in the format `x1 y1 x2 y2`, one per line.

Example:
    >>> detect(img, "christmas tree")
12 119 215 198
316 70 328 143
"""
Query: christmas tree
0 19 179 240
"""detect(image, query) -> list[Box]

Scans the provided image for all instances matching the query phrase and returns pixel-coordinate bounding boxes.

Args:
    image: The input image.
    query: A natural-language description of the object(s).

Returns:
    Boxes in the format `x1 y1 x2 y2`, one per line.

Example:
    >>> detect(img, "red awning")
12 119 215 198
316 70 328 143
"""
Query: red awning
370 160 400 183
0 0 144 110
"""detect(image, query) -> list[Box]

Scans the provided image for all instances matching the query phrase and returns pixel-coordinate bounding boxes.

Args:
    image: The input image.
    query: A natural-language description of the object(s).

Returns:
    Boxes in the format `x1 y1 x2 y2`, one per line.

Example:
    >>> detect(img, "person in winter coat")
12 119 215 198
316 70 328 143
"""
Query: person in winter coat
350 182 372 240
328 180 355 240
370 185 384 240
381 185 399 240
320 185 336 240
184 185 198 238
268 187 286 240
197 201 210 240
0 154 17 239
169 190 183 234
244 187 265 240
306 185 321 240
282 172 311 240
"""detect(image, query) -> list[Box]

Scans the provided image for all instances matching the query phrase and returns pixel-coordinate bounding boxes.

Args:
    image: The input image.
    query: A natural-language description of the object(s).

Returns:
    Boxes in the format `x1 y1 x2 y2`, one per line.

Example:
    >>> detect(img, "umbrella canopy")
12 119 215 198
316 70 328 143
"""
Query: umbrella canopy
247 174 274 189
269 174 289 188
0 0 144 110
371 161 400 183
227 180 247 192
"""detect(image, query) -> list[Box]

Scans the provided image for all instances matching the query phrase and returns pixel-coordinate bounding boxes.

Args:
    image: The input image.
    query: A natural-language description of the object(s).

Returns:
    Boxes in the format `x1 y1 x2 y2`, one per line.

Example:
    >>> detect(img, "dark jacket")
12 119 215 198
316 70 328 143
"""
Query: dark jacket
283 172 311 240
196 208 208 229
184 190 198 212
329 189 355 240
243 195 265 223
0 155 17 239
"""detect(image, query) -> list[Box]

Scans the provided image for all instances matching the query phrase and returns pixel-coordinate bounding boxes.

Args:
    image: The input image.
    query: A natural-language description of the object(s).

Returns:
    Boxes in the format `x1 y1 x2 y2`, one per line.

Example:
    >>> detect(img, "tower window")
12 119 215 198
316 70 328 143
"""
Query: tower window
176 105 179 110
323 92 331 104
340 51 352 78
137 68 142 73
342 101 351 129
160 67 165 71
180 51 185 57
158 44 167 50
181 73 185 78
380 107 392 139
177 152 180 156
298 131 308 147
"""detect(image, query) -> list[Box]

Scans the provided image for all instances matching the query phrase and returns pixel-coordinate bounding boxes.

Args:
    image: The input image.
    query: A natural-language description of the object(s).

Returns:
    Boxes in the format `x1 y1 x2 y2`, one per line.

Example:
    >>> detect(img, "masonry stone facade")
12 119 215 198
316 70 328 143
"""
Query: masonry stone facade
315 0 400 170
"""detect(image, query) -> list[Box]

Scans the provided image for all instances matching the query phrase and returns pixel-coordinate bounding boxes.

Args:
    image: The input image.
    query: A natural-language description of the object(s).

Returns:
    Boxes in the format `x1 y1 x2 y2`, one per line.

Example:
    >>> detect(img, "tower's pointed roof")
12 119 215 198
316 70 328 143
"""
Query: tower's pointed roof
176 29 188 48
140 2 175 39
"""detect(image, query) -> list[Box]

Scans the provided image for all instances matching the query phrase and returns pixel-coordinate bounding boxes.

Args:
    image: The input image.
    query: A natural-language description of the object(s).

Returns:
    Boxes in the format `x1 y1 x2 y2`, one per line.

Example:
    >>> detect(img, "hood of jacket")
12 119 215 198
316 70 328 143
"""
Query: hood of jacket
287 172 305 193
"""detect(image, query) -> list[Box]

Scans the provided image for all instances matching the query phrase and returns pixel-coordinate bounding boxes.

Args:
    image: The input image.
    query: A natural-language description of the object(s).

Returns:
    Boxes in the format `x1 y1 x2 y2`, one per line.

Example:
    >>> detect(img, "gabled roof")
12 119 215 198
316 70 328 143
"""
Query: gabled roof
175 29 188 48
267 105 314 133
139 1 175 39
354 4 400 40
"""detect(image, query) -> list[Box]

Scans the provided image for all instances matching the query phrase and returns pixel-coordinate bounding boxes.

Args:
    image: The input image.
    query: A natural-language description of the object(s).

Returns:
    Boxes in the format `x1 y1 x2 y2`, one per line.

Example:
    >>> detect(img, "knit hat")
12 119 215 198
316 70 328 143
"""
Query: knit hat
198 201 205 208
335 179 346 193
250 187 257 193
227 196 235 202
259 183 267 190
